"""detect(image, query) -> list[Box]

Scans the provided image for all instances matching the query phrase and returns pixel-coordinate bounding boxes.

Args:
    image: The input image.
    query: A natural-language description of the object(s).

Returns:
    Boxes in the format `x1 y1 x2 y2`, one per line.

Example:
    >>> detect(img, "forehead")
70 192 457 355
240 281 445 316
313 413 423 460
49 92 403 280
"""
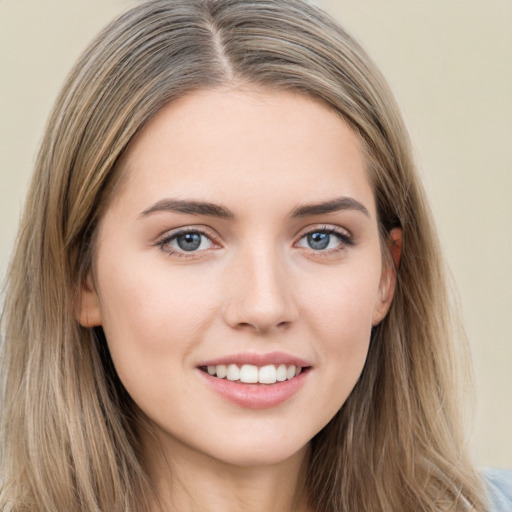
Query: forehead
111 87 376 219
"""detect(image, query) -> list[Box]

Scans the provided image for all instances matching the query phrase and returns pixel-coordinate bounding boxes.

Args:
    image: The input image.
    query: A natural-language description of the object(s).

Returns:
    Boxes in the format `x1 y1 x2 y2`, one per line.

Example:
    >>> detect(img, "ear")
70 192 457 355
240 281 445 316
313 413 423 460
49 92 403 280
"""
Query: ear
76 272 102 327
372 227 402 326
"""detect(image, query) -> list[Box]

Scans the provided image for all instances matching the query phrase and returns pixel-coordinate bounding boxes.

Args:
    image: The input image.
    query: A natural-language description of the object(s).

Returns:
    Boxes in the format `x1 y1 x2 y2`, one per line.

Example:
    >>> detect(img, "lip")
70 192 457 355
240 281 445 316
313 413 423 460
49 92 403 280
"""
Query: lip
197 366 311 409
197 351 312 368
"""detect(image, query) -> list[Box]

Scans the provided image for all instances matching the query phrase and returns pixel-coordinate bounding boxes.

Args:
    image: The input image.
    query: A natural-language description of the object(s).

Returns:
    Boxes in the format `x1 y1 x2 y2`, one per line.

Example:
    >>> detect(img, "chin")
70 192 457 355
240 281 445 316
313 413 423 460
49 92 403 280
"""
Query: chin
197 425 313 468
208 440 310 468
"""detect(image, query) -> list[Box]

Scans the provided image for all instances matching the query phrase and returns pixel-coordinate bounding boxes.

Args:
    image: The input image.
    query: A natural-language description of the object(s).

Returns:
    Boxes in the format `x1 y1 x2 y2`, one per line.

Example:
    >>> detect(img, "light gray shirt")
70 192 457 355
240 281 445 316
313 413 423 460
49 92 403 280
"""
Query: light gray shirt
484 468 512 511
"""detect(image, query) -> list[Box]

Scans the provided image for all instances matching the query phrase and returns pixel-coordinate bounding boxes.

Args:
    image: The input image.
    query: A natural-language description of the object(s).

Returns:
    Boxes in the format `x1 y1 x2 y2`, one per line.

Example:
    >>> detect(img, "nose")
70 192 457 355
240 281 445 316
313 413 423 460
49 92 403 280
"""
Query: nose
222 245 297 334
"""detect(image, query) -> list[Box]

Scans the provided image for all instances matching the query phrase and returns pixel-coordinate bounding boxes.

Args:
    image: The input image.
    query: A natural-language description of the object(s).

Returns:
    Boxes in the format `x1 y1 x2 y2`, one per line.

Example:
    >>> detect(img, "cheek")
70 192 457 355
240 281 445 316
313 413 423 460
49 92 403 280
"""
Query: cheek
94 250 218 373
95 261 221 420
302 265 380 343
299 265 380 403
320 299 372 387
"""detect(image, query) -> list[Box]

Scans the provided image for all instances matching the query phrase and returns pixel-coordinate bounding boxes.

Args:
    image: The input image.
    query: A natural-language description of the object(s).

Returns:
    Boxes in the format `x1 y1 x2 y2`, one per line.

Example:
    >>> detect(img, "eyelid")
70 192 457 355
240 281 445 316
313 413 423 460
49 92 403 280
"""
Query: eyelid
293 224 355 257
156 225 222 257
295 224 354 244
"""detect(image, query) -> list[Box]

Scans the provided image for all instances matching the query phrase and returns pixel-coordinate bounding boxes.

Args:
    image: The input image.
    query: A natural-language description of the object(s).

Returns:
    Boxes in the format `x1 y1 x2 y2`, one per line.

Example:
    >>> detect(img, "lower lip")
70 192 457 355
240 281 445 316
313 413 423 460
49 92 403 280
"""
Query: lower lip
197 368 310 409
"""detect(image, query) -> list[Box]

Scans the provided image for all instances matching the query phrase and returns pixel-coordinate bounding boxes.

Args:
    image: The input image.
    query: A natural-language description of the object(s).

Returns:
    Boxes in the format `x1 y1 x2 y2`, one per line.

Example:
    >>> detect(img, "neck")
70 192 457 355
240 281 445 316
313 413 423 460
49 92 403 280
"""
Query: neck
142 428 311 512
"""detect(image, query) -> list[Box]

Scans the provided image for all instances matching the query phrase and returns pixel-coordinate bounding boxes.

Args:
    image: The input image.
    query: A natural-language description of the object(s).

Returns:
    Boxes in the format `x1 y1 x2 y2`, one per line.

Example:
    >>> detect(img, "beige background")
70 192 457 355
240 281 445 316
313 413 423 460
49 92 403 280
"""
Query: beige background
0 1 510 468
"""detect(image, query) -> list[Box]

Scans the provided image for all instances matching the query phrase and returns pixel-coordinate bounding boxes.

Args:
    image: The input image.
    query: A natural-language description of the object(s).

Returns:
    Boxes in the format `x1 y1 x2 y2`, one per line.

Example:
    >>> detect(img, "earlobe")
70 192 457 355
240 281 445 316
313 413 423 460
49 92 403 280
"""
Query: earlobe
372 227 402 326
76 273 102 327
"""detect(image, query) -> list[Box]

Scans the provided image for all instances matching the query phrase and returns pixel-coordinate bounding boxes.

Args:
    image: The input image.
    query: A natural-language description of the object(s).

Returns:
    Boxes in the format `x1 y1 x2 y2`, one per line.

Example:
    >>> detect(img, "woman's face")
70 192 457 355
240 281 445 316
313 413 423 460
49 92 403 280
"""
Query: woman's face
79 88 395 467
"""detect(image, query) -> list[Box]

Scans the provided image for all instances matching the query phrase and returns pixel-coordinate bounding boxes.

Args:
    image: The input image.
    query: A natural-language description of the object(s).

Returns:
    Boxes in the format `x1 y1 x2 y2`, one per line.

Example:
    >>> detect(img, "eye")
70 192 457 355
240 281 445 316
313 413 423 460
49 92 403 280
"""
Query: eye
297 227 353 252
158 228 217 256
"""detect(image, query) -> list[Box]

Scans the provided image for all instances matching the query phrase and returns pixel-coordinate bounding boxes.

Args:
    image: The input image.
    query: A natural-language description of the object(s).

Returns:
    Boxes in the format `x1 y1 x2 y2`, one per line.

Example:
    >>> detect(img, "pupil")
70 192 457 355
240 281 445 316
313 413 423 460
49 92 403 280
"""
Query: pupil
308 232 329 250
177 233 201 251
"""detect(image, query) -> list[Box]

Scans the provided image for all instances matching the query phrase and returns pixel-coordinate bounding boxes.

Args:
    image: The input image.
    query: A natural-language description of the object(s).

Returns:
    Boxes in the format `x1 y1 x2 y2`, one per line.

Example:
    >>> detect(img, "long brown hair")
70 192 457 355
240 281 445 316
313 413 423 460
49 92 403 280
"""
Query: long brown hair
1 1 487 510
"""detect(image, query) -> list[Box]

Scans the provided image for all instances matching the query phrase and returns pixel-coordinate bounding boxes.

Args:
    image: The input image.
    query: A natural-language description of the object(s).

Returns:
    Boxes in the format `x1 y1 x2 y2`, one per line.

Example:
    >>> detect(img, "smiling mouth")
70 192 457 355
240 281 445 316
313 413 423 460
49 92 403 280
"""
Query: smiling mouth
199 364 308 385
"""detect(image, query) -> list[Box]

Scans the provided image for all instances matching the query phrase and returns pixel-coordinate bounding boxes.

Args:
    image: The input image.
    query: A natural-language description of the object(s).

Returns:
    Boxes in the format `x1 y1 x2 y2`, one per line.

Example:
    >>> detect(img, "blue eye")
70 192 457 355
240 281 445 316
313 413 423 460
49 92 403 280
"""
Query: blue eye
176 232 202 251
306 232 330 250
298 228 351 251
160 230 214 254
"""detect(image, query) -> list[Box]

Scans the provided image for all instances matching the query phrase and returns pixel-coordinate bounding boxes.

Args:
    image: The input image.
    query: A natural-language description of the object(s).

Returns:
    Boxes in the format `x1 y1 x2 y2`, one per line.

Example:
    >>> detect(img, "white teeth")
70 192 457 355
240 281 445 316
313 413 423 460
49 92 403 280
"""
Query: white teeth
276 364 287 382
240 364 259 383
226 364 240 381
258 364 277 384
216 364 227 379
205 363 304 384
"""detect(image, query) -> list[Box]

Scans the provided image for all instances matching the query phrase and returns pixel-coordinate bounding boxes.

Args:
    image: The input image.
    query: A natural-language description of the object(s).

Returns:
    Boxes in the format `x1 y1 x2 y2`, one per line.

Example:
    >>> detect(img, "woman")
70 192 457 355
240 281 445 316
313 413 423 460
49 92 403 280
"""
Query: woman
0 0 509 511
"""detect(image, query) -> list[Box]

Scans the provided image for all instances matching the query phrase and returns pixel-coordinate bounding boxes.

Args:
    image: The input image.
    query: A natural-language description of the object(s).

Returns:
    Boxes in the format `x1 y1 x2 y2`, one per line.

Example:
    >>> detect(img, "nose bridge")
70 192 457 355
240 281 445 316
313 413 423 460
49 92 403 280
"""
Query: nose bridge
223 239 294 333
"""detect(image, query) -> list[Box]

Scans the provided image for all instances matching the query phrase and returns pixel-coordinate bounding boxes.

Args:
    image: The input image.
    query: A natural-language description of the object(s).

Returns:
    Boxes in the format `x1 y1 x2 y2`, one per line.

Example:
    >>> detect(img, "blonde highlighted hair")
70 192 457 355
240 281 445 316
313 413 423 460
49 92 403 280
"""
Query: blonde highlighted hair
1 1 488 510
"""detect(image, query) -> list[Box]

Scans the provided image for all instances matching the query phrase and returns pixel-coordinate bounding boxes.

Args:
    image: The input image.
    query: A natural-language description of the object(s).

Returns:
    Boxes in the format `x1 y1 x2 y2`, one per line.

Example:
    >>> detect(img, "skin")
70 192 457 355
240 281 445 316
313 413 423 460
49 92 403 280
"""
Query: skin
78 87 398 512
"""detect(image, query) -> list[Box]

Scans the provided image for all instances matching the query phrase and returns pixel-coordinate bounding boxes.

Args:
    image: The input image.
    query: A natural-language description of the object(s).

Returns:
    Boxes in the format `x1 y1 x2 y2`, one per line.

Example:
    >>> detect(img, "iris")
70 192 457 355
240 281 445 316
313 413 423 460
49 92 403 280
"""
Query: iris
307 232 331 250
176 232 202 251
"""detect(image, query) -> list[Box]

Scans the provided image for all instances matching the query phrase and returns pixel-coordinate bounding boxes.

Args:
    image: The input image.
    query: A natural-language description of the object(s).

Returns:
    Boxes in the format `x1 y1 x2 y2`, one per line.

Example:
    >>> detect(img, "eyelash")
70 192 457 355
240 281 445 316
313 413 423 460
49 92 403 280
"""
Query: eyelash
295 225 354 254
157 227 220 259
156 225 354 259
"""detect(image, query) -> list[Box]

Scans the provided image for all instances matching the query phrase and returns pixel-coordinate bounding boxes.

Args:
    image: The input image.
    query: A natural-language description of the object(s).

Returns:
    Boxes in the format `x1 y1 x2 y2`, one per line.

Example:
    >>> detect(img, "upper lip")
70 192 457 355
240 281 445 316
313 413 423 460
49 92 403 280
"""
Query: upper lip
197 351 312 368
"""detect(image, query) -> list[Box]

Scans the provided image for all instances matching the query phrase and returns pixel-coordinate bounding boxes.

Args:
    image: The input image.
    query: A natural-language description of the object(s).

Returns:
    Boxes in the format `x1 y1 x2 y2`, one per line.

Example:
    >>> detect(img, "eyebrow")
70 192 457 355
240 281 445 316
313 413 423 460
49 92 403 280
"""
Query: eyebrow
139 196 369 220
140 198 235 219
290 197 370 218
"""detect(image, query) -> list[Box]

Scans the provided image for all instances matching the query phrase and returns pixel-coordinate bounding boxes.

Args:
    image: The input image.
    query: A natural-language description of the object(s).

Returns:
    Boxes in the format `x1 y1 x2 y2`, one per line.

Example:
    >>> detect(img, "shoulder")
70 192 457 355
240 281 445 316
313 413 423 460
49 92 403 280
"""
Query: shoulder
483 468 512 512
